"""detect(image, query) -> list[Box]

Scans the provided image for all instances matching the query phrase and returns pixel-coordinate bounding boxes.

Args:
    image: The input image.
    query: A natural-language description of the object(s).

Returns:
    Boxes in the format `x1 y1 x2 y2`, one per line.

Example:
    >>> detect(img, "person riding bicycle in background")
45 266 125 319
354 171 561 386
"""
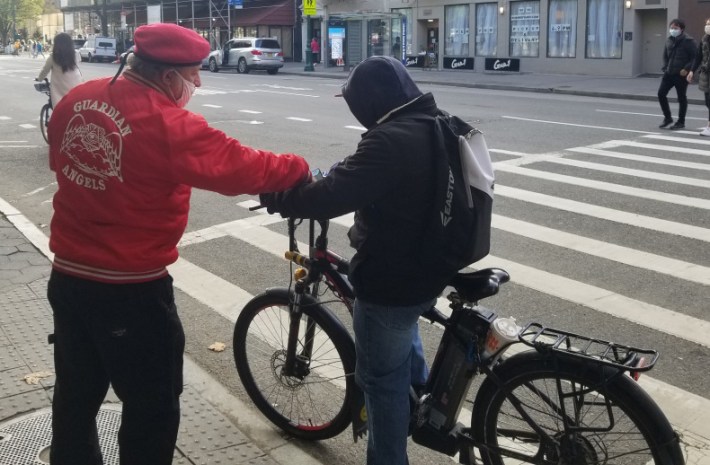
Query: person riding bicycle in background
46 23 311 465
260 56 453 465
35 32 82 107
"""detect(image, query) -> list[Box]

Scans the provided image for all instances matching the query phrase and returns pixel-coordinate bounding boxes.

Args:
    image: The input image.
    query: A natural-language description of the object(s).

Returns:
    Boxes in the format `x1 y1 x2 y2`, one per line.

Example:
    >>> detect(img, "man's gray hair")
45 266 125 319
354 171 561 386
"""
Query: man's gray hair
127 53 173 80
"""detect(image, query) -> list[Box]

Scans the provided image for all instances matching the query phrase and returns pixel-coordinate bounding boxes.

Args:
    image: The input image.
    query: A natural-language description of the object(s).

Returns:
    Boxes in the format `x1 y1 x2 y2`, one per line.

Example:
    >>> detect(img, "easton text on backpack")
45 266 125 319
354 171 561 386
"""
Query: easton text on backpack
422 112 494 275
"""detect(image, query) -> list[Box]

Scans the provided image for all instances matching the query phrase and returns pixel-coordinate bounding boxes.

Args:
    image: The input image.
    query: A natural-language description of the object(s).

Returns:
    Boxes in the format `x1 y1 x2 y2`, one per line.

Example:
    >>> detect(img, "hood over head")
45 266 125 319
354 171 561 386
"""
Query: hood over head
340 56 423 129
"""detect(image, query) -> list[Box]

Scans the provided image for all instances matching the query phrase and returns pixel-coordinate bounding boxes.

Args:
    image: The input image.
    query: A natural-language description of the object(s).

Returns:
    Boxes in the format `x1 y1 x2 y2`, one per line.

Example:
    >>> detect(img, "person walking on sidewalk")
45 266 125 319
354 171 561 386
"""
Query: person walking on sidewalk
35 33 82 107
46 23 311 465
688 17 710 136
658 18 697 130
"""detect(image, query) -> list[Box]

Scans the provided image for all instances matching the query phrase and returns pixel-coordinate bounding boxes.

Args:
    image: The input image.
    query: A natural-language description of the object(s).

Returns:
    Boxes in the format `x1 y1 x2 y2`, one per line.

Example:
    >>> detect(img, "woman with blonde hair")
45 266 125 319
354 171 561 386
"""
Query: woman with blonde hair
36 32 83 106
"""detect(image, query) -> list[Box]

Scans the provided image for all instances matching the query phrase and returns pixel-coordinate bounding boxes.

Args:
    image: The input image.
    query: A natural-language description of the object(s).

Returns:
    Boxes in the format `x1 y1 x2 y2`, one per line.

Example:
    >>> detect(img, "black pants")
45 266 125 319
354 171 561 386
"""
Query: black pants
658 73 689 123
48 270 184 465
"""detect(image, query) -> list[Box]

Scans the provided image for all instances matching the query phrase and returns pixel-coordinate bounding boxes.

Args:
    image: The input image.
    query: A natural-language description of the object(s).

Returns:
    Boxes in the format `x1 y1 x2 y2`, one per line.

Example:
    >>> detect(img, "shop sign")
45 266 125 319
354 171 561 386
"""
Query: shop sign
484 58 520 72
443 57 473 70
404 55 423 67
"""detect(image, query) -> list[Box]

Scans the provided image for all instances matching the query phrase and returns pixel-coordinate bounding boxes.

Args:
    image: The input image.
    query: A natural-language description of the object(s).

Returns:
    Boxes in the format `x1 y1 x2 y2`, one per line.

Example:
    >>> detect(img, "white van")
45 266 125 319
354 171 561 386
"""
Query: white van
79 36 117 63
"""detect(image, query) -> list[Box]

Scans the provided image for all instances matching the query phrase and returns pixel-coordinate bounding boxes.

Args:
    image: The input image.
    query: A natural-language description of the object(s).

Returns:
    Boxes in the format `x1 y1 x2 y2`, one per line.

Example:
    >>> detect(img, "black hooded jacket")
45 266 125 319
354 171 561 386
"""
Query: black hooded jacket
267 57 451 305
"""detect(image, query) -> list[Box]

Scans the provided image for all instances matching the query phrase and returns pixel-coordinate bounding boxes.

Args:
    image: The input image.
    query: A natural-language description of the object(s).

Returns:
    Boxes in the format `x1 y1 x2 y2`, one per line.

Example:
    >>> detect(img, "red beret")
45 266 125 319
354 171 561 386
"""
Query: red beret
134 23 209 66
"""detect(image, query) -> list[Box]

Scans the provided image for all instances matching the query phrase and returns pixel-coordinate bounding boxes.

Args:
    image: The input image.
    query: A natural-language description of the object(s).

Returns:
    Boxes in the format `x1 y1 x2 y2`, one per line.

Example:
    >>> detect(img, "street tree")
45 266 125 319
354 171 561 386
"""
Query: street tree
0 0 44 44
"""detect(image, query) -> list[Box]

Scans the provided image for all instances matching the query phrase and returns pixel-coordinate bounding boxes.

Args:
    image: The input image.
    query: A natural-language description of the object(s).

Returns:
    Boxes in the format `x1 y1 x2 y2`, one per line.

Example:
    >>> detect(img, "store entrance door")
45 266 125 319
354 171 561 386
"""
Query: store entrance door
640 9 667 76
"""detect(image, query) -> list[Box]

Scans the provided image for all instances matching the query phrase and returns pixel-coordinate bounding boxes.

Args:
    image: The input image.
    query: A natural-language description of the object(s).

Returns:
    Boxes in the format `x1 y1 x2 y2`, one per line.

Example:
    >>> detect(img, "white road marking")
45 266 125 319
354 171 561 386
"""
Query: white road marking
495 185 710 242
239 110 262 114
567 146 710 171
643 134 710 146
0 116 11 120
604 140 710 157
495 164 710 210
501 116 658 134
202 104 222 108
286 117 312 122
344 125 366 131
596 109 707 122
546 157 710 188
492 215 710 286
19 124 35 129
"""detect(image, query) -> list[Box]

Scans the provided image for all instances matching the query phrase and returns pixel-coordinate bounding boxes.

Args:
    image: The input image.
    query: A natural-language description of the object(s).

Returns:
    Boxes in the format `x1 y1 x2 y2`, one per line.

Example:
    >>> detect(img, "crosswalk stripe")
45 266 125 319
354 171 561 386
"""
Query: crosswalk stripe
643 134 710 146
606 140 710 157
546 157 710 188
495 164 710 210
495 185 710 242
491 215 710 286
566 146 710 171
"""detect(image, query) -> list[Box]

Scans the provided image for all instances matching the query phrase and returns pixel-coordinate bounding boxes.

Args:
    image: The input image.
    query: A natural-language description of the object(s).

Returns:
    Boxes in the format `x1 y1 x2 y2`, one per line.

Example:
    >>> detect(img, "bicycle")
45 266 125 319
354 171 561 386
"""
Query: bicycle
34 78 51 144
233 214 685 464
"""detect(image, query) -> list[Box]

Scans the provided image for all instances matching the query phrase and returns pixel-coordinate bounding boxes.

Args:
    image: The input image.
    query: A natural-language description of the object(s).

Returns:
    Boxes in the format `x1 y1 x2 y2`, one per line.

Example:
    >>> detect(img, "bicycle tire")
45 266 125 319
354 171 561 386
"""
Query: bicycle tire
472 351 684 465
233 289 355 440
40 104 51 144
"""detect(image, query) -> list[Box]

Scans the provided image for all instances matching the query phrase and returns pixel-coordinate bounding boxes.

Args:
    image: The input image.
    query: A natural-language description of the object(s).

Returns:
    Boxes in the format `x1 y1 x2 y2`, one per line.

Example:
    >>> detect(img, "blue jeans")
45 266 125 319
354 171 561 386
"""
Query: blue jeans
353 298 434 465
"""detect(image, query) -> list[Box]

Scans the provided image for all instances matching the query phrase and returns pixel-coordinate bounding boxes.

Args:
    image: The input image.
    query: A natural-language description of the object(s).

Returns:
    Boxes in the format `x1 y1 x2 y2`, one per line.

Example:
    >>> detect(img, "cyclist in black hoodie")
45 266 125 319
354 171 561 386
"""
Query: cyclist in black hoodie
658 18 698 130
261 56 448 465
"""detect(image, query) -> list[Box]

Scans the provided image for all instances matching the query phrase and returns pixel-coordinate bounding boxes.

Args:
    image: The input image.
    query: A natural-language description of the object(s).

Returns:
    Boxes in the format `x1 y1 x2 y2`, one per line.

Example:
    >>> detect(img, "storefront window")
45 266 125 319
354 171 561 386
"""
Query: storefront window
391 8 413 58
548 0 576 57
475 3 497 57
586 0 623 58
510 0 540 57
367 19 388 57
445 5 469 56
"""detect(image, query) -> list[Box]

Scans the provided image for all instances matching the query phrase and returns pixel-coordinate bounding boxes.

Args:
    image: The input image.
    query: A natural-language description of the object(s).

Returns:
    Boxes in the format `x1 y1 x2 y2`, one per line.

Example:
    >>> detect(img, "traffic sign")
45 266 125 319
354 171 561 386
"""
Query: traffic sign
303 0 316 16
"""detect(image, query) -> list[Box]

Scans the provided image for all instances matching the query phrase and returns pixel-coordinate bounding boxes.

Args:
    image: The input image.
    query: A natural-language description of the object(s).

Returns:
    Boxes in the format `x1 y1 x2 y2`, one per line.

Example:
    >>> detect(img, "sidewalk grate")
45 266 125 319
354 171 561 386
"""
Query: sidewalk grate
0 405 121 465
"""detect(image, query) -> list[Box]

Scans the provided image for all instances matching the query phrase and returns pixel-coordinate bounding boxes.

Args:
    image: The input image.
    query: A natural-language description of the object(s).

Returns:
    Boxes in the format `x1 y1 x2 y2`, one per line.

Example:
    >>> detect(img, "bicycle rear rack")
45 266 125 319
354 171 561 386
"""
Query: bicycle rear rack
518 322 659 372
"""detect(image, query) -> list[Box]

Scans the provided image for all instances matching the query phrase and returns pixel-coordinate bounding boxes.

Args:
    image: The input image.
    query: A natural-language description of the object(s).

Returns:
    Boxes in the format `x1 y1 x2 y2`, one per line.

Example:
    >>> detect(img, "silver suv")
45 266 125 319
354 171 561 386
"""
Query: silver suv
207 38 284 74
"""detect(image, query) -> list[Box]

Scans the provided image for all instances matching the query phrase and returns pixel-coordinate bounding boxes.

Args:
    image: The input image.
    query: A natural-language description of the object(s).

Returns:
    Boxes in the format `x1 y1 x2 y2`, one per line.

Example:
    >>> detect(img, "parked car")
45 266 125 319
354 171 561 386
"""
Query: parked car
79 36 117 63
73 39 85 50
207 38 283 74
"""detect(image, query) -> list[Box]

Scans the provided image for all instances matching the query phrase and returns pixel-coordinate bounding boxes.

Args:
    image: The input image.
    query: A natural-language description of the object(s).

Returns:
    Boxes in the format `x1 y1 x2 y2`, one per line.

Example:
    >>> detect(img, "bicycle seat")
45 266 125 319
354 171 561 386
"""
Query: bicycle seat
449 268 510 302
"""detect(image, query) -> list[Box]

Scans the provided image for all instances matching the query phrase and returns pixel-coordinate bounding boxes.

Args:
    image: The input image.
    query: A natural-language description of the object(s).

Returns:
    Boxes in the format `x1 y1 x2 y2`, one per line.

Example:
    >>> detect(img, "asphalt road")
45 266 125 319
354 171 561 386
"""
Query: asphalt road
1 56 709 465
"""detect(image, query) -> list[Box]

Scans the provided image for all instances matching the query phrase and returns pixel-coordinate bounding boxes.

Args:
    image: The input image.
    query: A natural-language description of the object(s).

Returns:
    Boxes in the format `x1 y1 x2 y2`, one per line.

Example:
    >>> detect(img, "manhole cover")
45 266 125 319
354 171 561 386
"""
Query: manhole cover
0 405 121 465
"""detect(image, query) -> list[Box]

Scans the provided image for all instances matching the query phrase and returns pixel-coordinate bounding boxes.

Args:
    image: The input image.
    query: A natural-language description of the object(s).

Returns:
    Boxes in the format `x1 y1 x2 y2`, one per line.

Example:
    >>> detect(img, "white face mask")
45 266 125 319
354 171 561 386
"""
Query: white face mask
171 70 196 108
705 25 710 36
669 28 681 38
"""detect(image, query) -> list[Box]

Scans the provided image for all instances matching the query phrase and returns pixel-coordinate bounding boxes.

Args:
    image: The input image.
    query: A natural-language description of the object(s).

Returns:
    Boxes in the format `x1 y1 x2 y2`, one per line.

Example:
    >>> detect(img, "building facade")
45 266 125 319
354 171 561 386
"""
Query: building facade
306 0 710 76
49 0 710 76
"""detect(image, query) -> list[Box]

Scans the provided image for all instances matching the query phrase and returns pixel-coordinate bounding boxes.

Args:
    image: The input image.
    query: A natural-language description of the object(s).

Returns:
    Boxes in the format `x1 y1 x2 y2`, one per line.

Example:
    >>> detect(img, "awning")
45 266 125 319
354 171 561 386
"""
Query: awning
233 2 294 27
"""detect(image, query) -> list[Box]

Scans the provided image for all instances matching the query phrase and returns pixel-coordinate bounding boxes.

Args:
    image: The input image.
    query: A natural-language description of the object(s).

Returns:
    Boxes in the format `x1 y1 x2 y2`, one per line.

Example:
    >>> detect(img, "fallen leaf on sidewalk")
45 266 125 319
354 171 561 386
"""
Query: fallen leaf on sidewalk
208 342 226 352
22 371 53 385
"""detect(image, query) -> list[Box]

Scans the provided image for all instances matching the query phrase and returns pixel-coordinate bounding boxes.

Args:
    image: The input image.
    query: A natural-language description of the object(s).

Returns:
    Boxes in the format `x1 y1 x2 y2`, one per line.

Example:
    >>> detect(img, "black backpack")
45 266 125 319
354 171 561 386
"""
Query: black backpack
421 111 494 275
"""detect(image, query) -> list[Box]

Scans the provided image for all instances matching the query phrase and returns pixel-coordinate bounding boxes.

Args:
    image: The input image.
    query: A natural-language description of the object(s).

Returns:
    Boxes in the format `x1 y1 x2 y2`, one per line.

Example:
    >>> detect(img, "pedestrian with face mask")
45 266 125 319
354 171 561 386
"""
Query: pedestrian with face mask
688 18 710 136
46 23 311 465
658 18 697 130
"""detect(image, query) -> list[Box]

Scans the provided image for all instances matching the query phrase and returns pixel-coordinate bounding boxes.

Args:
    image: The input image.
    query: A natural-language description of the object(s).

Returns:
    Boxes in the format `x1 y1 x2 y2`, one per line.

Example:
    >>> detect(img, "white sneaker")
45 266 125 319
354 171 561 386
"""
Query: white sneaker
700 127 710 137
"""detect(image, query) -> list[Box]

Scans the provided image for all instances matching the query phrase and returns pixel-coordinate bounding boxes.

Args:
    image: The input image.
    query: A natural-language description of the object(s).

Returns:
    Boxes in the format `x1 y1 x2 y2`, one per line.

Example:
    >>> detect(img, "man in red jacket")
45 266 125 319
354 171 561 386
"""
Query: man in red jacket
46 23 310 465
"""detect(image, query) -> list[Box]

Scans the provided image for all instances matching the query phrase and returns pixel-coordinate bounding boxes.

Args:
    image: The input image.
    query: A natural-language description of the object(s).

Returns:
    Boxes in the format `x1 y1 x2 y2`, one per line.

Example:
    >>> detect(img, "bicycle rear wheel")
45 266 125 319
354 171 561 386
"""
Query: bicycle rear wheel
40 104 51 144
473 351 684 465
233 289 355 440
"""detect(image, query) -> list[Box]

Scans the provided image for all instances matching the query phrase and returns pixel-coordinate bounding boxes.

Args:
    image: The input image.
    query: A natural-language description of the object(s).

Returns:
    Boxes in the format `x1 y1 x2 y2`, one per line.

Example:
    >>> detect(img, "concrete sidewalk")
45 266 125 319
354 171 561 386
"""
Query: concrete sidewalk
279 61 707 106
0 202 319 465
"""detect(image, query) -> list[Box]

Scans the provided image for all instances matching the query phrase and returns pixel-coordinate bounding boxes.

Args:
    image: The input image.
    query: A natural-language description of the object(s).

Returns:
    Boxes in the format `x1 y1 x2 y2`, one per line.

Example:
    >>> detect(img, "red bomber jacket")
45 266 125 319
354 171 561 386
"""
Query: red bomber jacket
47 72 309 283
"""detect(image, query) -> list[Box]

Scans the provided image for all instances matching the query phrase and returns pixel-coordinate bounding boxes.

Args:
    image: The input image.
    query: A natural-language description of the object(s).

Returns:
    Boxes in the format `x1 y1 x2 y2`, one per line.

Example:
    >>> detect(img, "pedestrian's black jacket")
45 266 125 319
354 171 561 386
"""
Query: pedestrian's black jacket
266 57 452 305
662 32 698 75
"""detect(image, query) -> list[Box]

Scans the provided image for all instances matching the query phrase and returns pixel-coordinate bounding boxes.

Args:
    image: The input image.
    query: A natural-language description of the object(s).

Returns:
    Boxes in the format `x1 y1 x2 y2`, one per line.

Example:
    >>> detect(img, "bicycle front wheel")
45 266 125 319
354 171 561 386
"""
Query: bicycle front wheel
40 104 51 144
473 351 684 465
233 290 355 440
